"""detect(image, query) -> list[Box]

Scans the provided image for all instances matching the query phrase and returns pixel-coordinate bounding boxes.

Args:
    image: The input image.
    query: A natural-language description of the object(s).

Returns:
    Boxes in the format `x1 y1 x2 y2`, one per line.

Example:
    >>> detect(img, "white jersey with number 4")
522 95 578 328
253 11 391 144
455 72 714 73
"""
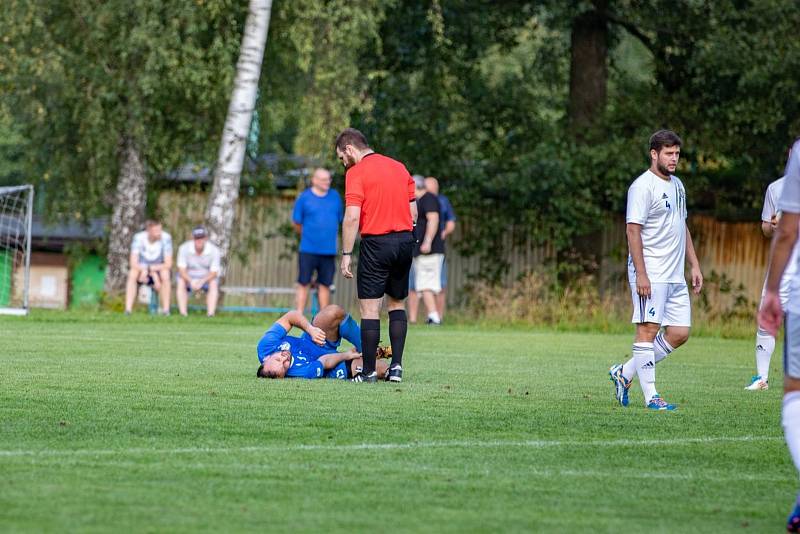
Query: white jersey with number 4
779 142 800 314
626 170 688 284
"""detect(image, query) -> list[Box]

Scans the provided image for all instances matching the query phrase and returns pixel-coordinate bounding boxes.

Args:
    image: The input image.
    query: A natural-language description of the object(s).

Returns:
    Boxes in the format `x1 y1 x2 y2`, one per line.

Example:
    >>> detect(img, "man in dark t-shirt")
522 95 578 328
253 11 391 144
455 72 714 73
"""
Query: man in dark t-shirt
426 177 456 321
412 175 444 325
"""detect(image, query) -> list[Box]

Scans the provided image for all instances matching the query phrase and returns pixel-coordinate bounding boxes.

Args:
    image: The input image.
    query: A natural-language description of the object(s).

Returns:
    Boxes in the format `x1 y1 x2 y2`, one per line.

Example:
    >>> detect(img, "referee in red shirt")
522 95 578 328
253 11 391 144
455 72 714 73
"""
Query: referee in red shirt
336 128 417 383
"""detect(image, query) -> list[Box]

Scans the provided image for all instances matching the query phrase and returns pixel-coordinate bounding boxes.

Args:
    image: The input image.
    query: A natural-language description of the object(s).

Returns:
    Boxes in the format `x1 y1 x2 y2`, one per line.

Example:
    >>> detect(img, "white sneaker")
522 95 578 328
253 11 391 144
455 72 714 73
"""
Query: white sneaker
744 375 769 391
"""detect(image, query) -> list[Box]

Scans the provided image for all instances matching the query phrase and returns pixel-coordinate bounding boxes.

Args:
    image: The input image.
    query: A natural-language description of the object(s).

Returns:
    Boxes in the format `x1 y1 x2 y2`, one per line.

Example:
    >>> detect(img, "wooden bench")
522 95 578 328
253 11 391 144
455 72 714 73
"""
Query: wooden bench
186 285 332 315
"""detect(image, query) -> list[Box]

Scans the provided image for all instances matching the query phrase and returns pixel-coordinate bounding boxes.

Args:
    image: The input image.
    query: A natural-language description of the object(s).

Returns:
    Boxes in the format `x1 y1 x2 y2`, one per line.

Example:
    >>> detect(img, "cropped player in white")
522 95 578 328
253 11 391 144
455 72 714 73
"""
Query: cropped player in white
609 130 703 411
747 157 800 390
758 138 800 531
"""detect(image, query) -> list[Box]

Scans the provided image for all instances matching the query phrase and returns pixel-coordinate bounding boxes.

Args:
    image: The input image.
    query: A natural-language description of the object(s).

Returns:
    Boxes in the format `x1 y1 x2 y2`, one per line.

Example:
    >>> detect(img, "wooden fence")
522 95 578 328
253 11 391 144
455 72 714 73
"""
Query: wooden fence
158 191 772 310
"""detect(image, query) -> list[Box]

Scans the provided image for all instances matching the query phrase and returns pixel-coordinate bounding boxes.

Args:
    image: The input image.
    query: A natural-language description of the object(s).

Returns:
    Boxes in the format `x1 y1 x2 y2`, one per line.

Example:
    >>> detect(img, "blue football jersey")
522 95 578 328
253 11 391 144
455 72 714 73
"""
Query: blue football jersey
256 323 348 380
257 323 328 361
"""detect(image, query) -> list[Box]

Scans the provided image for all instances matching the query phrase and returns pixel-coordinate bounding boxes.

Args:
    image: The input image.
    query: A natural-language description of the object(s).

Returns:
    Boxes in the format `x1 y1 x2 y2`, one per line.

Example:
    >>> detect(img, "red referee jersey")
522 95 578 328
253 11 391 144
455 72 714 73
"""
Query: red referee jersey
344 153 416 236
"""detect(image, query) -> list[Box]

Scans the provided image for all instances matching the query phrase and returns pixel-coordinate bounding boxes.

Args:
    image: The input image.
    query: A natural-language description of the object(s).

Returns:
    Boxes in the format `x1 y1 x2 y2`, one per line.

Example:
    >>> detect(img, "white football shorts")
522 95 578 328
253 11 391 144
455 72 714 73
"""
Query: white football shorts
785 312 800 379
760 274 793 309
630 282 691 327
414 253 444 294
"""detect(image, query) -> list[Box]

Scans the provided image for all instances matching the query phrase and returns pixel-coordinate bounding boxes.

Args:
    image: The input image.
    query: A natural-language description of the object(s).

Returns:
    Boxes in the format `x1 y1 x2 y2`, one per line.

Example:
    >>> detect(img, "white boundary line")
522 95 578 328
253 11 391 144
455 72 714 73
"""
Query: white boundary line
0 435 782 459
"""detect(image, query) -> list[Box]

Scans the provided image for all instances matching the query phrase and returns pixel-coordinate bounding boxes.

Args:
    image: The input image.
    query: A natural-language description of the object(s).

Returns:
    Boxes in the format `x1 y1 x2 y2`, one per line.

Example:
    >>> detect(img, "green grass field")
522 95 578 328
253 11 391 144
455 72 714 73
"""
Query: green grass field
0 311 793 532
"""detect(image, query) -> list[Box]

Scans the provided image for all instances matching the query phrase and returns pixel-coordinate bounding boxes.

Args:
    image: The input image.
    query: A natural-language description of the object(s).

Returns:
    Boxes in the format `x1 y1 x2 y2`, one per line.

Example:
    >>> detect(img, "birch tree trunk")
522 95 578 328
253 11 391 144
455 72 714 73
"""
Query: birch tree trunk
104 135 147 294
205 0 272 272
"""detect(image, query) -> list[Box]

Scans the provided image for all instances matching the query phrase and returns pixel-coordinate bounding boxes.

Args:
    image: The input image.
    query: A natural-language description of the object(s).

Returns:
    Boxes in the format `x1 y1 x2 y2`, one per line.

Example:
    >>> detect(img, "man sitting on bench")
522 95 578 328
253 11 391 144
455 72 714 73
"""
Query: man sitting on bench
256 305 390 380
124 219 173 315
176 226 221 317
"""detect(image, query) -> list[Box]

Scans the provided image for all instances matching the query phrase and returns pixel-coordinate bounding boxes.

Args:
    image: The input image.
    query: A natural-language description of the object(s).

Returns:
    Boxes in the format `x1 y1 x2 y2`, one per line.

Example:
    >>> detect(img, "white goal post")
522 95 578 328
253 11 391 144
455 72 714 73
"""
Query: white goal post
0 185 34 316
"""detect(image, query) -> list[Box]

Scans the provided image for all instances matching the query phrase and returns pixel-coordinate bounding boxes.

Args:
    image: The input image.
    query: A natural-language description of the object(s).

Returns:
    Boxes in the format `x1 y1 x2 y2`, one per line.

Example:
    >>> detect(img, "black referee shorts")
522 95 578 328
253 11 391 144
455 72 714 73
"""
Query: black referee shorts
357 231 415 300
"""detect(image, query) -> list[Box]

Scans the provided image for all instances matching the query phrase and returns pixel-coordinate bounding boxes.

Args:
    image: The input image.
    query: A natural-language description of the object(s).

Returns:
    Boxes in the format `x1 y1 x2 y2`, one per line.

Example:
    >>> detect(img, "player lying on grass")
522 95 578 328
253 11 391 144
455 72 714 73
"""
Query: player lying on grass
256 305 390 380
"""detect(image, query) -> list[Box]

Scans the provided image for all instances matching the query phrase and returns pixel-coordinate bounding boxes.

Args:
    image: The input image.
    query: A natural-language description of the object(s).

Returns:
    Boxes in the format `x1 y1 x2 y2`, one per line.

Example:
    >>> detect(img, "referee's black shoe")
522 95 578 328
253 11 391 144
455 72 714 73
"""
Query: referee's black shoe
387 364 403 383
351 371 378 383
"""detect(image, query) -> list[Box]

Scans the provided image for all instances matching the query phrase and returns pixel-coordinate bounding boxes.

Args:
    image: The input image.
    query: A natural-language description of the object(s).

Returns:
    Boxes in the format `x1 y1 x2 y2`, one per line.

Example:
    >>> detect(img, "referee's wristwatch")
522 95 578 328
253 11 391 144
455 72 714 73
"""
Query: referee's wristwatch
341 251 353 256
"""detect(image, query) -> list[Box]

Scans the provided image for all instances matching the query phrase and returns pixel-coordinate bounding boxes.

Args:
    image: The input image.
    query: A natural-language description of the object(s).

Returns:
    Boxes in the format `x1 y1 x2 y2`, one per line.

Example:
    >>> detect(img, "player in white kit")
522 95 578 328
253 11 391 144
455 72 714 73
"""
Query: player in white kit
747 157 800 390
609 130 703 411
758 139 800 531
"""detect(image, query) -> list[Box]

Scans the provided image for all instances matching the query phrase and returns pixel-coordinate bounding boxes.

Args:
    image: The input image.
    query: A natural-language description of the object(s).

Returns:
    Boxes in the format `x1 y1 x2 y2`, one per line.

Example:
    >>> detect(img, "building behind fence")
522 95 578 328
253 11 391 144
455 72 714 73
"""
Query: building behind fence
158 191 772 313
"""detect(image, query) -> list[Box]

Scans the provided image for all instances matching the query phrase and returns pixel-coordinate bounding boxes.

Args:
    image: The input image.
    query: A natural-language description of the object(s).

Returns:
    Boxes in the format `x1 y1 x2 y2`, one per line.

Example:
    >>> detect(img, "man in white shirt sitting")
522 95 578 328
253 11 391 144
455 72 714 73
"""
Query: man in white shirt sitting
176 226 221 317
125 219 173 315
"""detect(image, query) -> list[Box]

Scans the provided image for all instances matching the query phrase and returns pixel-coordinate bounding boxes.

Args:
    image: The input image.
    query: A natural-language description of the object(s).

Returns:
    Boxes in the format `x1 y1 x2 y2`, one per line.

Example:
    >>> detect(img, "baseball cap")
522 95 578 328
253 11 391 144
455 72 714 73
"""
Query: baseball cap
412 174 425 189
192 226 207 238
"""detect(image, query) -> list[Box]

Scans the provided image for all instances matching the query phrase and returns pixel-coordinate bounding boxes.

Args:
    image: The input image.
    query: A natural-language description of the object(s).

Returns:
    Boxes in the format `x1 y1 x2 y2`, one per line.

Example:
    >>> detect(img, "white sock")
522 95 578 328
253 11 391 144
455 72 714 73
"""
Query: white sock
783 392 800 473
633 342 657 404
653 332 674 363
622 334 671 381
755 328 775 380
621 357 636 381
427 311 441 323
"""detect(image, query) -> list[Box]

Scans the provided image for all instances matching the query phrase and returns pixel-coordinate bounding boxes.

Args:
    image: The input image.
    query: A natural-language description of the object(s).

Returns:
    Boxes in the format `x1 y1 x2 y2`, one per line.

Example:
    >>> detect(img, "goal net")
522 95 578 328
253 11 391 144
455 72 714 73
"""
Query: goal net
0 185 33 316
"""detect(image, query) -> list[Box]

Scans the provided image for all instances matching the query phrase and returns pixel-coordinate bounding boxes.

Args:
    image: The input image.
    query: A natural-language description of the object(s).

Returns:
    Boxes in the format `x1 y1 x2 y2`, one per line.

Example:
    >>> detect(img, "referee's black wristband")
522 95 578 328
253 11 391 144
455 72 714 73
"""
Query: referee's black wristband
341 251 353 256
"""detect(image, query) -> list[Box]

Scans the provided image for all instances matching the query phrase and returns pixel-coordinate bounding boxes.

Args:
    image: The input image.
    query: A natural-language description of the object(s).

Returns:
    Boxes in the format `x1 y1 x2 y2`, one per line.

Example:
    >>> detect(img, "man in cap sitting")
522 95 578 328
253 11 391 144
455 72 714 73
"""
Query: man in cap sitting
176 225 222 317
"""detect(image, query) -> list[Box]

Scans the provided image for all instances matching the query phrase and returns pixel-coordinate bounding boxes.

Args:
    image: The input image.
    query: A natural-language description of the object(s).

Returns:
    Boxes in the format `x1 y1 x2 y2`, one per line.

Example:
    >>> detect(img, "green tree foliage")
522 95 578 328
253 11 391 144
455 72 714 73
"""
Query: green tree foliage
353 2 600 279
606 0 800 216
0 107 27 187
259 0 391 161
349 0 800 278
0 0 246 220
2 0 799 282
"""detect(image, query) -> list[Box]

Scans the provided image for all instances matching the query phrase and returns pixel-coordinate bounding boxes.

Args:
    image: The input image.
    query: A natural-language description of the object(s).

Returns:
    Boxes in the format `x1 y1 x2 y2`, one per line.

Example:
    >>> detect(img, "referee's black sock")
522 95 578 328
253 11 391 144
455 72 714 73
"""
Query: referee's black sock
360 319 380 375
388 309 407 369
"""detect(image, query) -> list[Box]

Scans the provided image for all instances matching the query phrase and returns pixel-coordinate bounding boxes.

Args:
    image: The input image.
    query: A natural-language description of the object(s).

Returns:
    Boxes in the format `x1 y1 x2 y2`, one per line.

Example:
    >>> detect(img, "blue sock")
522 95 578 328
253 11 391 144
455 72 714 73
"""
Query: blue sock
339 314 362 352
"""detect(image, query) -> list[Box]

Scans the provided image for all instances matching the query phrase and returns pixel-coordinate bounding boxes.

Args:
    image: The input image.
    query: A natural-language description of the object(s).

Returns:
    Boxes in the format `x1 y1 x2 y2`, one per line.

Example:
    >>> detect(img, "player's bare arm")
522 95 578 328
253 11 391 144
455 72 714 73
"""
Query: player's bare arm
762 219 776 238
340 205 360 279
147 251 173 271
129 250 141 272
759 211 800 336
442 219 456 241
188 270 217 291
130 251 149 282
275 310 326 345
420 211 439 254
178 266 193 284
626 222 650 297
410 199 418 226
685 228 703 294
317 349 361 370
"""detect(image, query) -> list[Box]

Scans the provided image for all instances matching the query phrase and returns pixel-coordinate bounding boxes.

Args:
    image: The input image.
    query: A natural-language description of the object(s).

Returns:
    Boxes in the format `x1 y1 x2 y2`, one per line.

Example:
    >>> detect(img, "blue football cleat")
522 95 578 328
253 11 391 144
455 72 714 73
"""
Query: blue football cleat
646 394 677 411
609 364 631 407
788 499 800 532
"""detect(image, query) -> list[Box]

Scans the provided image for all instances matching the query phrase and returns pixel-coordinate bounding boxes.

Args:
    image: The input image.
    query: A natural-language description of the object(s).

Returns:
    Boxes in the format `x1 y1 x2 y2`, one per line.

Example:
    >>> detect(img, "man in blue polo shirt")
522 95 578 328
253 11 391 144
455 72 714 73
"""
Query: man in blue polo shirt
256 304 389 380
292 168 343 313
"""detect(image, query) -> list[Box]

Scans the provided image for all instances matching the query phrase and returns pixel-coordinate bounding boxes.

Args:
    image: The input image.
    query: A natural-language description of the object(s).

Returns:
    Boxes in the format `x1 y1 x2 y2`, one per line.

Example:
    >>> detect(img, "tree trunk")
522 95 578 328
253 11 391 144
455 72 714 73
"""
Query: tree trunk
205 0 272 272
104 135 147 294
568 0 608 137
